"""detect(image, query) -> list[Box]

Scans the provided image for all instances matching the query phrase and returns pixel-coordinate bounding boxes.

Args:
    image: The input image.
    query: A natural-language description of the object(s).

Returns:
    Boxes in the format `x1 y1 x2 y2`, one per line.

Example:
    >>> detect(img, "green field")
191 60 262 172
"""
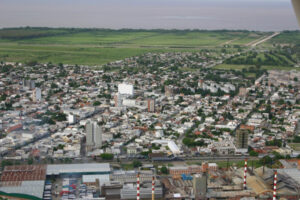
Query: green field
0 28 269 65
269 31 300 44
288 143 300 151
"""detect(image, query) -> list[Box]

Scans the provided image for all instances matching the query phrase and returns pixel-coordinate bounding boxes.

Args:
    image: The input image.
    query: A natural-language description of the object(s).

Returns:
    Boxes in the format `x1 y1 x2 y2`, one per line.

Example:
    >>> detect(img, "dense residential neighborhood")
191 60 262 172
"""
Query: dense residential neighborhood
0 0 300 198
0 49 300 199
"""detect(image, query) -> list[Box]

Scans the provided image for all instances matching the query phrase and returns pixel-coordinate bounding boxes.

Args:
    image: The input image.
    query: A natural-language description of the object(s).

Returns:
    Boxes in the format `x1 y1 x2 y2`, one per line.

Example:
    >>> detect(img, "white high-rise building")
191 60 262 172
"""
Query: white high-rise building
86 121 102 150
118 83 134 96
32 88 41 102
68 113 77 125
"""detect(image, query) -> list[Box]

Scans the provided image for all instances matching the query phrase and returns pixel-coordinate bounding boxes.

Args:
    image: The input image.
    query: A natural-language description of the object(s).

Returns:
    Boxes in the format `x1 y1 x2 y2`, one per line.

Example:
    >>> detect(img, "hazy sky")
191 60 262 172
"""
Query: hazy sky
0 0 298 31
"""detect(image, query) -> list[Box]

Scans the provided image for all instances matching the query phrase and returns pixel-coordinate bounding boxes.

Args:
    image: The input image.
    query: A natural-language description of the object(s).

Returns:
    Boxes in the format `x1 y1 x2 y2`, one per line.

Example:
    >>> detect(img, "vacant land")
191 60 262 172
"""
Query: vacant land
0 28 268 65
216 159 262 169
288 143 300 151
268 30 300 44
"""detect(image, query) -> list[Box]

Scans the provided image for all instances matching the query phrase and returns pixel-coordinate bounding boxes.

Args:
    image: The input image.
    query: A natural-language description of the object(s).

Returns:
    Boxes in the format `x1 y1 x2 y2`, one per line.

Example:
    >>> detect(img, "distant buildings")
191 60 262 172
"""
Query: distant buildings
23 79 35 90
32 88 41 102
239 87 247 97
86 121 102 151
67 113 78 125
115 83 134 108
118 83 134 96
114 94 122 107
164 86 174 97
147 99 155 112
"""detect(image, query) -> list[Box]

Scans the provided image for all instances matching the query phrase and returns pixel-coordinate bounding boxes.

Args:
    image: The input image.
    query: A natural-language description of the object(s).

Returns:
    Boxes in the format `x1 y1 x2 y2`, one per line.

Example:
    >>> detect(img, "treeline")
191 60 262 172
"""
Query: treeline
0 27 261 40
225 51 295 66
0 27 86 40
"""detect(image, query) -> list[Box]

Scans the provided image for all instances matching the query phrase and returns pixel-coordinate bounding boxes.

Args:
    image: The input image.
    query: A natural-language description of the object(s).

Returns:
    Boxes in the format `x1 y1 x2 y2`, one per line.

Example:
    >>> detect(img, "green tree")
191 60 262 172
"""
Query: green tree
100 153 114 160
160 166 169 174
249 150 259 157
27 158 34 165
93 101 101 106
132 160 142 168
1 160 13 168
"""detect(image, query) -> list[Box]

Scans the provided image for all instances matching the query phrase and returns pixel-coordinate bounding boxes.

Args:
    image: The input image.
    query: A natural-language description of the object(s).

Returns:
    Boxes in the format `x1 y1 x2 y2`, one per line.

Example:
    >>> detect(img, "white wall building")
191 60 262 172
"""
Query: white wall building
86 121 102 150
118 83 134 96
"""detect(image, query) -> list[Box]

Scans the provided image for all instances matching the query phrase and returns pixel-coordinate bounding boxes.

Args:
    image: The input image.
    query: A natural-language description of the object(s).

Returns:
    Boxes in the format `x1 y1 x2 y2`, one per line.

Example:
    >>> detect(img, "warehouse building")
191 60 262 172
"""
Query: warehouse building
0 165 47 199
120 182 163 200
46 163 111 176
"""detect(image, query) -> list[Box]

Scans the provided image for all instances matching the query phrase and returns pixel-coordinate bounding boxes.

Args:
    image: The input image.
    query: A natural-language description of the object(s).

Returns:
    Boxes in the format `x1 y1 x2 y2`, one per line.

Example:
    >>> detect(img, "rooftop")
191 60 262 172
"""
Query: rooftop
46 163 111 175
0 165 46 182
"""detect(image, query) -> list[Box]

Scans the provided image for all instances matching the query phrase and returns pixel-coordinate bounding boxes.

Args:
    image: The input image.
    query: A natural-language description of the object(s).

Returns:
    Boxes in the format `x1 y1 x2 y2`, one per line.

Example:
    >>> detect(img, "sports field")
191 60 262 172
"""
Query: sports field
0 28 269 65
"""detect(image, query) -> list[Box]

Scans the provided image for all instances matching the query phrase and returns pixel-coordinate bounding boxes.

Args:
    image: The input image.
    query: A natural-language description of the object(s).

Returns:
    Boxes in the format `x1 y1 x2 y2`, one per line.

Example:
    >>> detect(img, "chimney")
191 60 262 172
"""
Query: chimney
273 170 277 200
137 172 140 200
243 159 248 190
152 175 155 200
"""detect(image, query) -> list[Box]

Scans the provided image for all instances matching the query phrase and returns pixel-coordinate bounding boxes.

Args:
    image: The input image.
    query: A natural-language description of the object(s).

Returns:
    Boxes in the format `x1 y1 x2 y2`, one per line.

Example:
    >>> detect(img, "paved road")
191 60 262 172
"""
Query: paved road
250 32 280 47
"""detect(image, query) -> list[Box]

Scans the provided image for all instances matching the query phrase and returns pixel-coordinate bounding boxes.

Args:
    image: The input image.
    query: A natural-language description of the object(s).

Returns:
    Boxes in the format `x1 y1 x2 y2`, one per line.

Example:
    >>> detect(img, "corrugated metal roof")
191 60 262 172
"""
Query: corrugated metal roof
0 180 44 199
46 163 110 175
278 168 300 184
1 165 46 182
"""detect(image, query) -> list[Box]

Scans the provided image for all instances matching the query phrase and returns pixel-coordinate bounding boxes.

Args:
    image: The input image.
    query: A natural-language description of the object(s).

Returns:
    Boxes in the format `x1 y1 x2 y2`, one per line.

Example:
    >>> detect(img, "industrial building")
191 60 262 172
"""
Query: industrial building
0 165 47 199
46 163 110 176
0 163 111 199
193 173 207 199
120 182 163 200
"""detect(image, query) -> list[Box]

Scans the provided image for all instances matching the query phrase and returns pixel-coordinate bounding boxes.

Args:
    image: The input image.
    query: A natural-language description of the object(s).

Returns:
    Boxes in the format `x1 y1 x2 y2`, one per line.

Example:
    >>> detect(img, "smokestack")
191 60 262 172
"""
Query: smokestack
273 170 277 200
243 159 248 190
292 0 300 27
137 172 140 200
152 175 155 200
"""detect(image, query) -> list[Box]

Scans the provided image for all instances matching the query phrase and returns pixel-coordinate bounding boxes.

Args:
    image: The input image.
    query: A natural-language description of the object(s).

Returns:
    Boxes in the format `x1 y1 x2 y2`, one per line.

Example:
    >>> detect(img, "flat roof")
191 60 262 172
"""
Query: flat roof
82 174 110 185
46 163 110 175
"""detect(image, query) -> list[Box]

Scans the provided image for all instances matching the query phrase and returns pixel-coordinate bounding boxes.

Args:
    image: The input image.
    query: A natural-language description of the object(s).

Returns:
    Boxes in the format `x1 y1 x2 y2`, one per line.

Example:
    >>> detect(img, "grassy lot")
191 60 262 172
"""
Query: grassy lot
186 159 262 169
0 45 169 65
0 28 269 65
288 143 300 151
214 64 300 71
268 31 300 45
121 163 134 170
216 159 262 169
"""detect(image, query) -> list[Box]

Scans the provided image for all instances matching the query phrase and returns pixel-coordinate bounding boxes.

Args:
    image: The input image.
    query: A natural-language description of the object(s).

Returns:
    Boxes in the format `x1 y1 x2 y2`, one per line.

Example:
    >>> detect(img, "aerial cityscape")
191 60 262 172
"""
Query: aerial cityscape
0 0 300 200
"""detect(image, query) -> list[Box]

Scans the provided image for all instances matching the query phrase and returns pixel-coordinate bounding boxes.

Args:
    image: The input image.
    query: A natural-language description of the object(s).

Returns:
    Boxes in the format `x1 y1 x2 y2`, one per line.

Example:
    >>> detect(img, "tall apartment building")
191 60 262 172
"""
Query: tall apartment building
86 121 102 151
32 88 41 102
235 128 249 149
147 99 155 112
23 79 35 90
164 86 174 97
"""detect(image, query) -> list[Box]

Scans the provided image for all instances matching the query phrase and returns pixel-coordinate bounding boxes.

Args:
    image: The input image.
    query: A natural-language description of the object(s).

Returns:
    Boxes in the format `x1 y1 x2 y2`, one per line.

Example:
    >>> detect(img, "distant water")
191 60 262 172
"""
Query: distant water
0 0 298 31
